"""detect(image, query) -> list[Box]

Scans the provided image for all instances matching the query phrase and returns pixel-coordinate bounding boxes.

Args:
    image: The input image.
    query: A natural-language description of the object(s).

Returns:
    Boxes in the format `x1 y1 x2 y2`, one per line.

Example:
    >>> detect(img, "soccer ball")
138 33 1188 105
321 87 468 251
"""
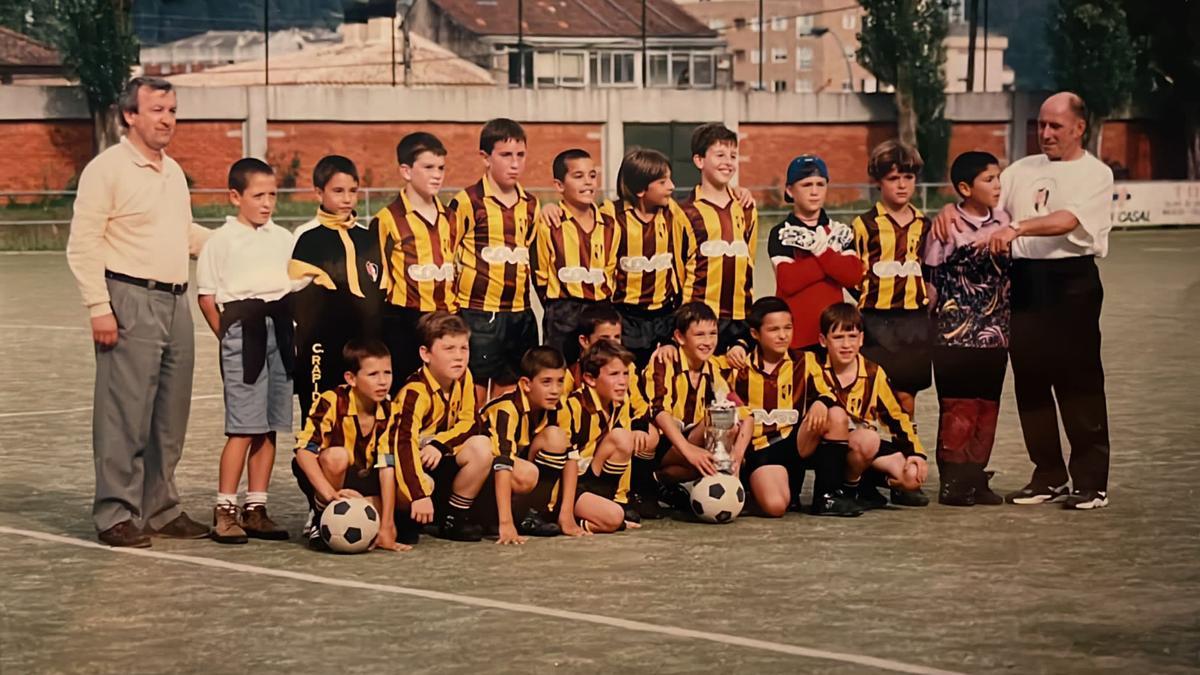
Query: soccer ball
688 474 746 524
320 497 380 553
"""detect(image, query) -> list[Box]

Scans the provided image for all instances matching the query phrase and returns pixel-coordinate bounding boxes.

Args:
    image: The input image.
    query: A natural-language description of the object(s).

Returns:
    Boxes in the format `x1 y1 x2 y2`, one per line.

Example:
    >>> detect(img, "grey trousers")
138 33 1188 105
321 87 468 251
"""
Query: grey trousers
92 279 195 532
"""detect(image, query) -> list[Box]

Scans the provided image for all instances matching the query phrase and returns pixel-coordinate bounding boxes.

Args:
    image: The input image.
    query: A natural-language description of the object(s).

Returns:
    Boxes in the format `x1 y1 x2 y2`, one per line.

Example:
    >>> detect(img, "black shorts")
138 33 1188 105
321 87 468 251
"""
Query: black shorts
292 456 383 512
861 309 932 394
874 439 913 459
577 466 618 501
543 298 598 362
382 306 427 393
461 308 538 386
740 433 801 479
615 303 675 366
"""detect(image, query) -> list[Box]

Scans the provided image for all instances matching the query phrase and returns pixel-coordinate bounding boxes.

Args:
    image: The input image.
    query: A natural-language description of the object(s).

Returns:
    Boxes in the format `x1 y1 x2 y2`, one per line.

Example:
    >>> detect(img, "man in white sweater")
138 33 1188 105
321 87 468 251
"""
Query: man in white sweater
933 91 1114 511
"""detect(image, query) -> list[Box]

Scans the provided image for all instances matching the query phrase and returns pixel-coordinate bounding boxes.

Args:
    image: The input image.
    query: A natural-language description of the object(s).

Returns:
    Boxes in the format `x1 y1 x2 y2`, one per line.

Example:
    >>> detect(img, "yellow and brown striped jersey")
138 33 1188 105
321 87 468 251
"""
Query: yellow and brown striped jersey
675 187 759 320
730 350 837 451
643 350 734 427
852 202 930 311
385 365 478 502
610 199 682 311
376 190 457 312
560 382 650 462
534 201 619 302
818 354 924 456
449 177 539 313
478 388 557 470
296 384 393 471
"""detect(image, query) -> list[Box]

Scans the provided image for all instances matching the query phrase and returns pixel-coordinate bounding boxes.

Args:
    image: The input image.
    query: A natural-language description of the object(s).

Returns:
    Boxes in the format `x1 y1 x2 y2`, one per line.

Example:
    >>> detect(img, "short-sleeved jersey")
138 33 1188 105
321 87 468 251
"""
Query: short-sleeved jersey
643 351 734 427
675 187 759 320
852 202 930 311
534 201 619 302
449 177 540 313
560 385 647 465
610 199 682 311
730 350 837 451
478 388 556 471
295 385 393 471
376 191 457 312
289 210 387 339
385 366 478 501
818 354 924 456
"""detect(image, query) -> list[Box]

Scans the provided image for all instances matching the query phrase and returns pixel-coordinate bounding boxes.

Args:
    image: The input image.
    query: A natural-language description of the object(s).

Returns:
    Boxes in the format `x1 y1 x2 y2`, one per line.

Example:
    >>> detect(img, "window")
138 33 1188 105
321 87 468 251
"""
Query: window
795 46 813 70
795 14 814 36
771 16 788 31
533 50 585 88
733 49 747 63
772 80 788 92
844 47 856 61
795 78 813 93
771 48 787 63
841 79 852 92
842 11 856 30
733 17 746 30
507 49 533 87
708 18 727 30
749 17 760 32
645 51 715 88
948 0 967 24
750 49 761 65
590 51 636 87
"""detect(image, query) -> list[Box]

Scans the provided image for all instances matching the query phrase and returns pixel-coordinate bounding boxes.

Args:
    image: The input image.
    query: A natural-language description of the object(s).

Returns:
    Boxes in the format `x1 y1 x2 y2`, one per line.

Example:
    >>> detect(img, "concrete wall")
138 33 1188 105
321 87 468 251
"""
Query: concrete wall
0 85 1181 196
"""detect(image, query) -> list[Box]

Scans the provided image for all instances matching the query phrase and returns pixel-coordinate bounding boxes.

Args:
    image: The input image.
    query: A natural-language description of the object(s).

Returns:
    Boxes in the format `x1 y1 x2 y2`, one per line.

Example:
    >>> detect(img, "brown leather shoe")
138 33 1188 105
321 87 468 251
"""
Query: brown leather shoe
241 504 289 540
212 504 248 544
150 512 211 539
98 520 151 548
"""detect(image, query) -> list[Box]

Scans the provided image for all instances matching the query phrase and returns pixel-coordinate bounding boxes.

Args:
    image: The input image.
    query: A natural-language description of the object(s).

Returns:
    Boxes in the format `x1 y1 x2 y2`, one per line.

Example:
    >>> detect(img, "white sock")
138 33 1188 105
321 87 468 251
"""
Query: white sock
245 491 268 507
217 492 238 507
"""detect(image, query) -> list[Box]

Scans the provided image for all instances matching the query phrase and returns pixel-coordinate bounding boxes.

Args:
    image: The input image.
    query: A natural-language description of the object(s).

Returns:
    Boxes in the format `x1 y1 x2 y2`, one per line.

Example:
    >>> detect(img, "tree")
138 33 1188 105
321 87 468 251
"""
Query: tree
858 0 953 181
52 0 139 153
1122 0 1200 178
1049 0 1136 155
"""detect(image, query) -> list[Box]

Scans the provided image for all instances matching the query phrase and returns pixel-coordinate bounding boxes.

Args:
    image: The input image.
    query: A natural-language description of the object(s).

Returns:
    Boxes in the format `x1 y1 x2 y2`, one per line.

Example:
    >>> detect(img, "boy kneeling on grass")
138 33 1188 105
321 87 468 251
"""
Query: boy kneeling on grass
811 303 928 510
293 340 404 552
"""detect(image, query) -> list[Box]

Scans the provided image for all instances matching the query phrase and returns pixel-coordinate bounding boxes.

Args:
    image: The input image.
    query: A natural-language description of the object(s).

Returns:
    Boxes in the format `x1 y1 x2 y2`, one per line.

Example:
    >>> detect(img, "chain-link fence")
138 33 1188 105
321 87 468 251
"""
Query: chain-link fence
0 183 957 249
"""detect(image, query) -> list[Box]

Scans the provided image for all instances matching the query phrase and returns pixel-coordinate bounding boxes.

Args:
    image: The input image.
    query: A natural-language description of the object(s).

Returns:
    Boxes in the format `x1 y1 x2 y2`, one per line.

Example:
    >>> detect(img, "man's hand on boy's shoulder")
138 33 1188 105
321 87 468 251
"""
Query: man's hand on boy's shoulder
930 203 964 242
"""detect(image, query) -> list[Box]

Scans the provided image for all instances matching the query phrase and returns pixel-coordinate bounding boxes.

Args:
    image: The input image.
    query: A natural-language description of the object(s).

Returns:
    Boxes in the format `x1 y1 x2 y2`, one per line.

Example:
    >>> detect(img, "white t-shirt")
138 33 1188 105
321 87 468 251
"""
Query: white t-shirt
196 216 296 305
1000 152 1114 259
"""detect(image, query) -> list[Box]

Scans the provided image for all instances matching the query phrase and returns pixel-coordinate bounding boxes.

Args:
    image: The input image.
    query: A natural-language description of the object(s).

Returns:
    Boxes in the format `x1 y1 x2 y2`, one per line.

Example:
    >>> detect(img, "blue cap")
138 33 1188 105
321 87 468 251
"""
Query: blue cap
784 155 829 202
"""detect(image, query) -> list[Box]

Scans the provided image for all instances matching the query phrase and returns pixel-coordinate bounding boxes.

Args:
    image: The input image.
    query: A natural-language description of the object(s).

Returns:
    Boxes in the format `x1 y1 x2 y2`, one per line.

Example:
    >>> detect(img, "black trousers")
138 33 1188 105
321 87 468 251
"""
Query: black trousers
1009 256 1110 492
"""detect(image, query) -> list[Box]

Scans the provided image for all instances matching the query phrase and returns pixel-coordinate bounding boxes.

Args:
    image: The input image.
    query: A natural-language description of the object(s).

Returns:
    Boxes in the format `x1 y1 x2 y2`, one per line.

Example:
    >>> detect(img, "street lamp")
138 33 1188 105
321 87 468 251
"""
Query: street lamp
809 26 854 92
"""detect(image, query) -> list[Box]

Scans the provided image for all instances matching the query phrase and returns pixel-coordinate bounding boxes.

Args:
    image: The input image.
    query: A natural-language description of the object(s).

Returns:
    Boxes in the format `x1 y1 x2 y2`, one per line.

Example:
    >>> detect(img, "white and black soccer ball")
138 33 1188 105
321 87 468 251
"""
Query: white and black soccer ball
689 474 745 524
320 497 380 553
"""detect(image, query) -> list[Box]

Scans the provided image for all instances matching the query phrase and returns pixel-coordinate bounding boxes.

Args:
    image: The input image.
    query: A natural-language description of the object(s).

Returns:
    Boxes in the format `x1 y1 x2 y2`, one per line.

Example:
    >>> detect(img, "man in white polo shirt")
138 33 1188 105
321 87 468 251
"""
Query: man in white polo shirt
67 77 213 546
933 91 1113 510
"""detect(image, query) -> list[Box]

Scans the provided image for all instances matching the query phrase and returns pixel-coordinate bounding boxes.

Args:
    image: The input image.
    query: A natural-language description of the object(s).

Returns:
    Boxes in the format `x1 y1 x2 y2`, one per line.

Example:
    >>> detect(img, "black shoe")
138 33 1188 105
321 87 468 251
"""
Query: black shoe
938 480 976 507
890 487 930 507
150 512 211 539
98 520 152 548
517 509 561 537
811 490 864 517
307 527 330 552
972 469 1004 506
622 504 642 525
433 511 483 542
628 491 664 520
658 482 692 512
1063 489 1109 510
1006 481 1069 505
856 485 889 510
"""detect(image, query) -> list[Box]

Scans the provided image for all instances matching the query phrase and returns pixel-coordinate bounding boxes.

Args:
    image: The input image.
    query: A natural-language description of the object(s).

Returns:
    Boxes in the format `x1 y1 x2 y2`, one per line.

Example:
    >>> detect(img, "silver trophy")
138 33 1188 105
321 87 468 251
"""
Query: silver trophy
706 391 739 475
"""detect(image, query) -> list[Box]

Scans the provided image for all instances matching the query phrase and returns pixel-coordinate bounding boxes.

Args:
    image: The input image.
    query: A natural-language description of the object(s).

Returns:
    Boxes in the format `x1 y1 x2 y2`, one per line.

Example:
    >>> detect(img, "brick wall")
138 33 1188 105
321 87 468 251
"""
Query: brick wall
265 121 604 193
1024 119 1186 179
0 120 243 200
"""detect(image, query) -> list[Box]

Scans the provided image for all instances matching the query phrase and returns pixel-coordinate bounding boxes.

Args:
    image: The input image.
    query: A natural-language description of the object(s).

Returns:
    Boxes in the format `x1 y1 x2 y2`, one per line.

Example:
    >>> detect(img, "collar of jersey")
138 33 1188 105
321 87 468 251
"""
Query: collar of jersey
481 174 529 204
317 207 364 230
750 348 792 374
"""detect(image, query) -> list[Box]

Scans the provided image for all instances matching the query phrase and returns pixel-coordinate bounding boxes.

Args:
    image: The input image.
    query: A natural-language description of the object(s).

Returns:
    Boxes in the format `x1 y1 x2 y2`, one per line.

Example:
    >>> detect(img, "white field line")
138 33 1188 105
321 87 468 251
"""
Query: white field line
0 525 963 675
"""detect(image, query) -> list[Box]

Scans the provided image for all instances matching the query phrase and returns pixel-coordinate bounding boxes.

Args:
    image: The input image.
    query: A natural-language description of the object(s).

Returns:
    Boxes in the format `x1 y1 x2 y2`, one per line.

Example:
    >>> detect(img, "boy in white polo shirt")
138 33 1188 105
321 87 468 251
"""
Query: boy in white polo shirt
196 158 299 544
